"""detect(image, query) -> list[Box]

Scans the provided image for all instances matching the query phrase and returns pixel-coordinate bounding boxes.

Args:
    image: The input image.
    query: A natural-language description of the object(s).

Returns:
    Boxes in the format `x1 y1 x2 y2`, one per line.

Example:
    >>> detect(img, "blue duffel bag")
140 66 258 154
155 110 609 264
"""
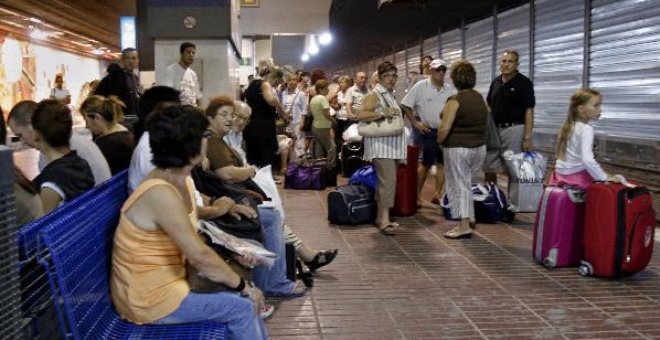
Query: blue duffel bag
348 164 377 191
441 183 507 223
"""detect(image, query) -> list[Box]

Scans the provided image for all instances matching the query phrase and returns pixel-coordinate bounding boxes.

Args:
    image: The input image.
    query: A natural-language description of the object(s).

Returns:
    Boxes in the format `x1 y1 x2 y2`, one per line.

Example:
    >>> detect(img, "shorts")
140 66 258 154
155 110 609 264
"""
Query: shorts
277 134 292 154
420 129 443 167
482 124 524 173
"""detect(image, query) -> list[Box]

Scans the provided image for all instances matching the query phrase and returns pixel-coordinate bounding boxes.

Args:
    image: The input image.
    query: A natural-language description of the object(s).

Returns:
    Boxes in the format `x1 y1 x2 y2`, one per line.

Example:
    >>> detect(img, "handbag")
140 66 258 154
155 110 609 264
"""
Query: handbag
284 158 327 190
357 92 404 137
485 113 502 151
348 164 377 191
191 167 263 242
186 234 253 293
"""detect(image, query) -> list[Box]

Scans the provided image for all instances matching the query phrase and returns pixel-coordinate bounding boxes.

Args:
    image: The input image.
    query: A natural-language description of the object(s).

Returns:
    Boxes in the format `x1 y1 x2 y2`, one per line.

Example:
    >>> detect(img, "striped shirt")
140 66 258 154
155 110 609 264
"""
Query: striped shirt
363 84 408 161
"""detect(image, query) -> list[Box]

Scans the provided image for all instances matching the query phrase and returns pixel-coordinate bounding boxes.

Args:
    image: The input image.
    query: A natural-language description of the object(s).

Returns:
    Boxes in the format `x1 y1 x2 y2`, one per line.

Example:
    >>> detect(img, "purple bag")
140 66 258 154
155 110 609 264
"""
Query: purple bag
285 159 327 190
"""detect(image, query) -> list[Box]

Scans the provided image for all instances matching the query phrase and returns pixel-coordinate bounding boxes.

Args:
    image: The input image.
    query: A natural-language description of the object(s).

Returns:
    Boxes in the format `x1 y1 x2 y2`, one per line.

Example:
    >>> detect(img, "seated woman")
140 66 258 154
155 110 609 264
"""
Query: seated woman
207 97 337 274
204 95 305 297
81 95 135 175
110 104 268 339
31 100 95 214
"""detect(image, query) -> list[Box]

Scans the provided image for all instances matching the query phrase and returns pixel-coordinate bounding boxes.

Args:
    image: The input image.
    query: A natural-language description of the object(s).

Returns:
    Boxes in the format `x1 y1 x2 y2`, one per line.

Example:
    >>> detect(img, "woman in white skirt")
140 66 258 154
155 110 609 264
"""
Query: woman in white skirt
437 60 488 239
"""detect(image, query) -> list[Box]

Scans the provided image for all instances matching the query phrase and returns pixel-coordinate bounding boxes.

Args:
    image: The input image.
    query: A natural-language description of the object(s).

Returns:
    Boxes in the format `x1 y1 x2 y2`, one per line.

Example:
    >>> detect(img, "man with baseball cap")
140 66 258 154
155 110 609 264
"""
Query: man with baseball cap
402 59 454 208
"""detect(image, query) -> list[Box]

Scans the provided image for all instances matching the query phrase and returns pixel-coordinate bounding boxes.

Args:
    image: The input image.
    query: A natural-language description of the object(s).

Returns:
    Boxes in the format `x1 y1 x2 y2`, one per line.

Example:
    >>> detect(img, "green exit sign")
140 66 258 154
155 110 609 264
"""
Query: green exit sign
240 57 252 66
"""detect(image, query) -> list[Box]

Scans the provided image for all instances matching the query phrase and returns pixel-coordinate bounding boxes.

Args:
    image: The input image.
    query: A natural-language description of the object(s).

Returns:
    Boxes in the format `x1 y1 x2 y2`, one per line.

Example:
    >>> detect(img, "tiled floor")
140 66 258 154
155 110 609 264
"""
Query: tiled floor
266 178 660 340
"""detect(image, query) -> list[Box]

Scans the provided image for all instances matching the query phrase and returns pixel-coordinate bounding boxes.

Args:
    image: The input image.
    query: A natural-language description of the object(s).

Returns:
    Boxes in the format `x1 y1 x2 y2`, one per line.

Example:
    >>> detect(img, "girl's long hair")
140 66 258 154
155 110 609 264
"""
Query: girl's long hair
555 89 601 160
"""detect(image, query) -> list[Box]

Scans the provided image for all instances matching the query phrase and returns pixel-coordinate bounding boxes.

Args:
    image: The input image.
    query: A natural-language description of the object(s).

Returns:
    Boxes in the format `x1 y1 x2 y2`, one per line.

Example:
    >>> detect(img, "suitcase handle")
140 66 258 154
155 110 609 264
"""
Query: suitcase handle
609 174 636 188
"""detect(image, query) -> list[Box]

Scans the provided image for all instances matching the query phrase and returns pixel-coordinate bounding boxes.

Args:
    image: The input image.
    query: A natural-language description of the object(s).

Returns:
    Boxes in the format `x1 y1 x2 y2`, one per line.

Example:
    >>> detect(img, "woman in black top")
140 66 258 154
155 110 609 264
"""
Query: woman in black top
243 67 286 170
81 95 135 175
32 100 94 213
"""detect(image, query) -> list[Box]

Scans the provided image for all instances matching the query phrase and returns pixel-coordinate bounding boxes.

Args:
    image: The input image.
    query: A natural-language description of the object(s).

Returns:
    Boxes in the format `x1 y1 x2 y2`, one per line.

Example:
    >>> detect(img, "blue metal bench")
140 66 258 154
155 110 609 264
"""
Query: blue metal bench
17 170 133 337
34 170 228 339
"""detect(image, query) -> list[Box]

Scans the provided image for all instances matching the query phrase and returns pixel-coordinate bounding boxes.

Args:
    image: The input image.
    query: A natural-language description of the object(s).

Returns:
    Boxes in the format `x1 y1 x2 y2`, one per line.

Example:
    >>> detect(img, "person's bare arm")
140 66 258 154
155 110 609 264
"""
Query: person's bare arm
39 187 62 214
214 165 256 182
355 92 384 122
523 108 534 151
261 81 285 113
401 104 430 133
436 99 459 144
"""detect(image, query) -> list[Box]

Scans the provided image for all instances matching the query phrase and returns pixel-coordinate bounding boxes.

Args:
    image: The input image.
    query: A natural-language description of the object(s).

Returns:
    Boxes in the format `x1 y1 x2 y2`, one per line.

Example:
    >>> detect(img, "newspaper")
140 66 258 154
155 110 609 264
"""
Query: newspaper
199 220 276 268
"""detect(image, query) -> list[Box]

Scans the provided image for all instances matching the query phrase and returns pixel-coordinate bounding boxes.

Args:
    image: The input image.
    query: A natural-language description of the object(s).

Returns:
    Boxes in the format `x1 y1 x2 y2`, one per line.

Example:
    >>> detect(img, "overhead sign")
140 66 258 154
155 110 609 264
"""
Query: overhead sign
120 16 136 51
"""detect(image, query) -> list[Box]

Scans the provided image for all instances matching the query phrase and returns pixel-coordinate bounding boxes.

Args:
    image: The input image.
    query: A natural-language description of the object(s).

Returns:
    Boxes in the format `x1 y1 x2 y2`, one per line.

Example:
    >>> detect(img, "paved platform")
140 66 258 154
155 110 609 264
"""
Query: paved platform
266 179 660 340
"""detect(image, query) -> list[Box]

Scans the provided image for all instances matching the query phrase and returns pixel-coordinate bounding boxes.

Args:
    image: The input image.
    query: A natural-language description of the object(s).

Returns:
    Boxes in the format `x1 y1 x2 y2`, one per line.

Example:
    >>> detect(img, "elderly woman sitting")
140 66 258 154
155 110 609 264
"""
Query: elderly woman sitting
110 104 268 339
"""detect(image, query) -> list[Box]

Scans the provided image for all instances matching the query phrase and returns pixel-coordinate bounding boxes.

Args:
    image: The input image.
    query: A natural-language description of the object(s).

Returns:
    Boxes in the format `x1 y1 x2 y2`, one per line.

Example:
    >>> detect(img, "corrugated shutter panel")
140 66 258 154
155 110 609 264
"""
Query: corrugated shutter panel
408 44 421 79
533 0 585 134
590 0 660 140
423 36 440 62
441 29 463 66
498 4 531 77
465 18 494 96
394 50 407 101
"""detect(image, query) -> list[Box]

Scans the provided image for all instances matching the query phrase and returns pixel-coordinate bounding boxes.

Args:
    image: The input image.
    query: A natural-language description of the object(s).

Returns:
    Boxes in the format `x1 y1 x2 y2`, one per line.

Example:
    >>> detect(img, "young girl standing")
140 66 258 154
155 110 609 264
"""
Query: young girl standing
549 89 609 189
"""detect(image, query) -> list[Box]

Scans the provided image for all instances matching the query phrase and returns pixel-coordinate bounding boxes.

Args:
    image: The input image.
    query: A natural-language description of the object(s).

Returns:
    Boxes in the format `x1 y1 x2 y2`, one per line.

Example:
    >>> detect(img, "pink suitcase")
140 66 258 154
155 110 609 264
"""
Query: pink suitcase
532 187 585 268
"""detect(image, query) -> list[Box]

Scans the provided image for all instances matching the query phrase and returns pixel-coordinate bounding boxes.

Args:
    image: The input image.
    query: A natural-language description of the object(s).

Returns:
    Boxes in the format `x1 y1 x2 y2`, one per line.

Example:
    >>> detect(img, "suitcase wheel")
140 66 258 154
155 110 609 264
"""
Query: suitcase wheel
542 258 555 269
578 264 592 276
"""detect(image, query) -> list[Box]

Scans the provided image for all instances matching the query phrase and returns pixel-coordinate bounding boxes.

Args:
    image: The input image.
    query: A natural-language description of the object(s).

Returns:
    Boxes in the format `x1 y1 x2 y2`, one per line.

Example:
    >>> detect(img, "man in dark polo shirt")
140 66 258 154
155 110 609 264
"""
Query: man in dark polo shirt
483 49 535 183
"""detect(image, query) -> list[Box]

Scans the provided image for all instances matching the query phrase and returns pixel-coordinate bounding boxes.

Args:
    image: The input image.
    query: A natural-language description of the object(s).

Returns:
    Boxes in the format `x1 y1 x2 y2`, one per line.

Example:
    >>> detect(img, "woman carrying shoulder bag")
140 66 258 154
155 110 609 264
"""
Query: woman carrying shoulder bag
356 61 407 236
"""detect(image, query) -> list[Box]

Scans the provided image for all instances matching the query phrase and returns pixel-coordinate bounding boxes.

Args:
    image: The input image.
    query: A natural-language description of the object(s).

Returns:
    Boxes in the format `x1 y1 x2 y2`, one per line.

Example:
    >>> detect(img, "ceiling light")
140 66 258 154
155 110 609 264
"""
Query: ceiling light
301 53 309 62
308 37 319 55
91 47 104 55
28 18 43 24
30 29 49 40
319 32 332 45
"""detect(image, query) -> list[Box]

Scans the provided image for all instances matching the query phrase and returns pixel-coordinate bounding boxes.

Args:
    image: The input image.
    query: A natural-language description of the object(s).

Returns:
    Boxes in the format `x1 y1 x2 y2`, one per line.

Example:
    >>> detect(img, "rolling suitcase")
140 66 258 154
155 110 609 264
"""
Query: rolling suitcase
579 178 656 277
391 145 419 217
341 141 364 177
532 187 585 268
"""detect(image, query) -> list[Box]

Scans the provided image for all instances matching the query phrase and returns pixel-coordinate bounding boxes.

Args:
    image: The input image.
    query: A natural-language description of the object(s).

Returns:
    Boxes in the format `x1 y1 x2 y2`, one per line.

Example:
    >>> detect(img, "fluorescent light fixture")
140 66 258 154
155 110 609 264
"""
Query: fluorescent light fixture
30 29 49 40
91 48 104 55
308 36 319 55
319 32 332 45
301 53 309 62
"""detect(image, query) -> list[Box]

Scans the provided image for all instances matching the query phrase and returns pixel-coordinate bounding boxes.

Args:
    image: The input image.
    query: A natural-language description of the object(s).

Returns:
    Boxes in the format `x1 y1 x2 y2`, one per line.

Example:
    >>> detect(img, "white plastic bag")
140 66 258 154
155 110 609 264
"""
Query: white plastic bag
252 165 286 220
342 123 363 142
503 151 547 212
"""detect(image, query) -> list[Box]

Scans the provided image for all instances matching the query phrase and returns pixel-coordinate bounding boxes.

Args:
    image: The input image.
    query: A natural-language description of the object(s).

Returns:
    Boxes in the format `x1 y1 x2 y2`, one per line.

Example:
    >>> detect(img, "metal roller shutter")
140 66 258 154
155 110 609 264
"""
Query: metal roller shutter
533 0 585 134
407 44 421 80
394 50 407 101
498 4 531 77
590 0 660 140
423 36 440 62
465 17 494 97
441 29 463 67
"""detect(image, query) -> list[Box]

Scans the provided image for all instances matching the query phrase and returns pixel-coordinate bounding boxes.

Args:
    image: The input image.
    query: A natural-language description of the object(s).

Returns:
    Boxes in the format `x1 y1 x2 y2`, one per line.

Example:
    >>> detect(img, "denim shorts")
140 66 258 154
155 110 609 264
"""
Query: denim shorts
420 129 443 166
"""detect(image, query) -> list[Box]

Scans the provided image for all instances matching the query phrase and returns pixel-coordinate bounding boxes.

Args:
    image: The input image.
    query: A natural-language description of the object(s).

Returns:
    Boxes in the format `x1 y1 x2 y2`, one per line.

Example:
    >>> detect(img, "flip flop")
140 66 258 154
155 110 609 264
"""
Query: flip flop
379 222 398 236
444 228 472 239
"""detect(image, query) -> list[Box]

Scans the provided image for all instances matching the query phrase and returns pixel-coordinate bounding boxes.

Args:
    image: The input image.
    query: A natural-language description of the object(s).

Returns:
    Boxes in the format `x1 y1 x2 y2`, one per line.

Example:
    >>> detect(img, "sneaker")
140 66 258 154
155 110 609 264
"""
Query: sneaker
260 303 275 319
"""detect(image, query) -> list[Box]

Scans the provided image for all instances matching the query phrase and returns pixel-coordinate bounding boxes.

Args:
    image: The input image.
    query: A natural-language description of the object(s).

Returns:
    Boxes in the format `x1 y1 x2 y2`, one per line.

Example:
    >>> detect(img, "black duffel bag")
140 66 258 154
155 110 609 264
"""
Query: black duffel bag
327 184 377 225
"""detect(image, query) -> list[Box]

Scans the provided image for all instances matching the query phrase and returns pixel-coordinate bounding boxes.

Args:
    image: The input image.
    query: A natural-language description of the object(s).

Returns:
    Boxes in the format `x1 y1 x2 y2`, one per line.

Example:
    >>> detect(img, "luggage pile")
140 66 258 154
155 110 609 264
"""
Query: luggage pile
533 175 655 278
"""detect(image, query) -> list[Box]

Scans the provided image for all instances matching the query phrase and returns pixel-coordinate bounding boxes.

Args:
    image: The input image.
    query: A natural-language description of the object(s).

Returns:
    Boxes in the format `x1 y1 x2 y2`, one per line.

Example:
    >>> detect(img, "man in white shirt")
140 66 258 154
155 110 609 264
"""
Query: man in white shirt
279 73 307 159
401 59 454 208
162 42 202 106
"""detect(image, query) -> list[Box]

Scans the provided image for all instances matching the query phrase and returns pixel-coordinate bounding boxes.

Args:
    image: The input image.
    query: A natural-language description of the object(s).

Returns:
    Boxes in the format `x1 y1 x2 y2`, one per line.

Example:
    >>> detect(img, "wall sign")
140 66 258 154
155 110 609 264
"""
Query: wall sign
240 0 259 7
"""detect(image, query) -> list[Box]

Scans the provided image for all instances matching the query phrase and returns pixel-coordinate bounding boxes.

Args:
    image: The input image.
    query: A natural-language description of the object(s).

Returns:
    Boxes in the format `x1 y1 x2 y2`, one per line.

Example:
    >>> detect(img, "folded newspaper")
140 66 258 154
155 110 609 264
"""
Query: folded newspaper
199 220 276 268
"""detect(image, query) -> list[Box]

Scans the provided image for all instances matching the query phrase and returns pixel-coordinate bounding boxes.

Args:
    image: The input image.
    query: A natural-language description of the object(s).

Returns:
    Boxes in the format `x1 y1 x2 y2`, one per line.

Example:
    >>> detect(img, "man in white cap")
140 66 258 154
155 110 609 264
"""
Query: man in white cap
401 59 454 208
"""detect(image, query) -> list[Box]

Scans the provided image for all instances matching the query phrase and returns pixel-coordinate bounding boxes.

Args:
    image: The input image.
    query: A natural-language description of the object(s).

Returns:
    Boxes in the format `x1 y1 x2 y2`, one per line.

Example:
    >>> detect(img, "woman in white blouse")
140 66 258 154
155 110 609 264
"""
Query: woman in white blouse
356 61 408 235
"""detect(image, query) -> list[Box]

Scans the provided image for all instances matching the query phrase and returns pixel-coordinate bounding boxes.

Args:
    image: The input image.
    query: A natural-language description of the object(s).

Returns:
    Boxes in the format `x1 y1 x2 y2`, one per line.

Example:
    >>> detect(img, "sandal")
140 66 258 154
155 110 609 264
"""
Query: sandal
304 249 338 273
379 222 399 236
260 304 276 319
444 228 472 239
296 259 314 287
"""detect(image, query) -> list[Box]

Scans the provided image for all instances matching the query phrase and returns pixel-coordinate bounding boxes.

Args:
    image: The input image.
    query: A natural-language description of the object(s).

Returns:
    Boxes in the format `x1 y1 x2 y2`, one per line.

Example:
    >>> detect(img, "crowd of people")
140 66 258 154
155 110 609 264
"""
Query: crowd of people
1 41 614 339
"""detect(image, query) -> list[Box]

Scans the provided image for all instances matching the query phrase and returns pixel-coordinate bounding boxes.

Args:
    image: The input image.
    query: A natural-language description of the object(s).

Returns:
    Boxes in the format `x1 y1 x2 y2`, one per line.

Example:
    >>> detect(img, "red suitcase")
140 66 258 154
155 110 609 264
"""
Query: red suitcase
391 145 418 217
579 180 656 277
